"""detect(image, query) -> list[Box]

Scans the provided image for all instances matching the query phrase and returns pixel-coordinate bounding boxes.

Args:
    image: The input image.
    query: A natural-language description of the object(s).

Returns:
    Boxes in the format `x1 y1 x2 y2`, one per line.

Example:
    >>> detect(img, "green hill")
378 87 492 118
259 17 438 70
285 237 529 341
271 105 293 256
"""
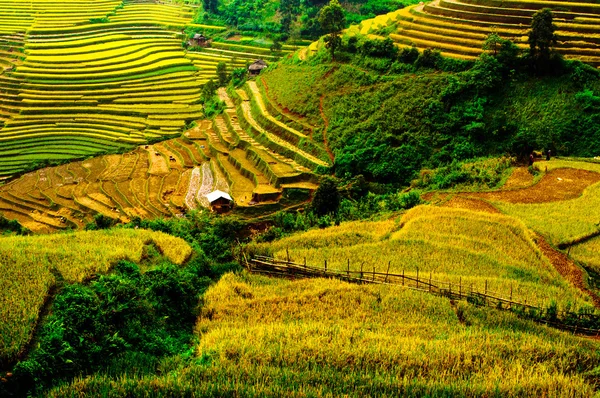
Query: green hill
262 43 600 185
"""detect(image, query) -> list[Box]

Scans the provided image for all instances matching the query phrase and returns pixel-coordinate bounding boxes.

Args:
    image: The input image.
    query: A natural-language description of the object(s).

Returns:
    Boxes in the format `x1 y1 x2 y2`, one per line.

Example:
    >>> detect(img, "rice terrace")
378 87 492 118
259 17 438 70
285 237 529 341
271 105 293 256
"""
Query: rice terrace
1 0 600 396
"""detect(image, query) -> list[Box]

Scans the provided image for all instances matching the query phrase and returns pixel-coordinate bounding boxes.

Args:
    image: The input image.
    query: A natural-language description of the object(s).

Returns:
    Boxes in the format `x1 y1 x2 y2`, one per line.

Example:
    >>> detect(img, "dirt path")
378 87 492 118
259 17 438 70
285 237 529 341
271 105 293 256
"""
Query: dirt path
319 95 335 163
536 233 600 309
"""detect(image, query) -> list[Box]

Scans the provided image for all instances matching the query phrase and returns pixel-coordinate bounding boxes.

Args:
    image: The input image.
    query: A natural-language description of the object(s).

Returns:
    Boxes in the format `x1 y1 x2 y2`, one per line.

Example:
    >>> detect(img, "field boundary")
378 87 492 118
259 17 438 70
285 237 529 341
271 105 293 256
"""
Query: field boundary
246 256 600 337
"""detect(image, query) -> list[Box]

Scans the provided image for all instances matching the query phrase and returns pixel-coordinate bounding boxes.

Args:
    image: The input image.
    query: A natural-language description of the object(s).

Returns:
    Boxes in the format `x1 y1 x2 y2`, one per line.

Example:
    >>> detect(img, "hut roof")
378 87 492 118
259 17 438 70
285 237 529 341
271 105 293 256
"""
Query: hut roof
206 190 233 203
248 59 268 71
192 33 206 40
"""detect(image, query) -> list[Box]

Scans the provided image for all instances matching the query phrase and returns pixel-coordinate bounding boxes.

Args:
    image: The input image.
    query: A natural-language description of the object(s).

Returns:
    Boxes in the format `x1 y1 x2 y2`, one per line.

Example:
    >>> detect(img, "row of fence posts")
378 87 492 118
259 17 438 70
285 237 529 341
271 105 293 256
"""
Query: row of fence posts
249 255 600 336
279 255 515 303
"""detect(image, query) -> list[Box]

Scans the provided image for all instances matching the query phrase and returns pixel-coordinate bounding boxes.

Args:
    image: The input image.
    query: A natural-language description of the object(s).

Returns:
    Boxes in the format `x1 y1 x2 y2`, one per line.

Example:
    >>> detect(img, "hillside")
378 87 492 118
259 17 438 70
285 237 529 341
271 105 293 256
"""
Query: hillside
262 52 600 185
251 204 593 309
348 0 600 65
0 0 293 180
42 273 600 397
0 228 191 369
0 79 335 232
3 1 600 396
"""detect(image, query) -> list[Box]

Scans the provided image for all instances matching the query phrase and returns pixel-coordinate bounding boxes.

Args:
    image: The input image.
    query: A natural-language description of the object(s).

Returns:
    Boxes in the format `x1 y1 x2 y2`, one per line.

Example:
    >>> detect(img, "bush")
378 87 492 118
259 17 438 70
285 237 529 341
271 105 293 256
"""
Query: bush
9 258 213 395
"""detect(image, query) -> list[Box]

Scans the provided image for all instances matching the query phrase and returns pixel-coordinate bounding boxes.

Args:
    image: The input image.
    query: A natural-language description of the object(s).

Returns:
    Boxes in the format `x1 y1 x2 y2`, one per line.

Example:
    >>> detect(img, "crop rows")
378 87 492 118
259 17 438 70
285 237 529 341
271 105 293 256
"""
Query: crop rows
0 75 333 229
0 0 286 179
355 1 600 66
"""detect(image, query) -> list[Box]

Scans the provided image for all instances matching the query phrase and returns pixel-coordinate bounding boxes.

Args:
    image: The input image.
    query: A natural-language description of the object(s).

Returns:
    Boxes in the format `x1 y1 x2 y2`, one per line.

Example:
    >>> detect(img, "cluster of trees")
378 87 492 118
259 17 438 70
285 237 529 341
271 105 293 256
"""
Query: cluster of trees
302 7 600 186
199 0 414 39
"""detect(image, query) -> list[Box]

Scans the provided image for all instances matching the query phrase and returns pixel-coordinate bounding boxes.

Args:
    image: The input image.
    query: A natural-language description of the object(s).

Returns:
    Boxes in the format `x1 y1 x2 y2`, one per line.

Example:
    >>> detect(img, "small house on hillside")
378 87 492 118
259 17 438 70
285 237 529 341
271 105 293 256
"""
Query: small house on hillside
248 59 268 75
188 33 210 48
206 190 233 212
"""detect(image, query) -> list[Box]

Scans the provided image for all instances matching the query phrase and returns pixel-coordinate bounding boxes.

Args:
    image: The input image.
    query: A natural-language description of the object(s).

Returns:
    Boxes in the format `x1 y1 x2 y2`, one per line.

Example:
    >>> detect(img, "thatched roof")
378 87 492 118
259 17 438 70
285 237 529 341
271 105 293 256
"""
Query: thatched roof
248 59 268 71
192 33 206 40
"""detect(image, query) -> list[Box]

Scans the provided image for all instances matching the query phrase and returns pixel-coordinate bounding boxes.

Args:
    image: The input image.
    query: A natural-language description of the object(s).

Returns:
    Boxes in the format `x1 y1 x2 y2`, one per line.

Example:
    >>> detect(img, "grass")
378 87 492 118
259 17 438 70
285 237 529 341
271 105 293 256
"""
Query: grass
43 272 600 397
571 236 600 274
0 228 191 366
496 178 600 247
251 205 592 310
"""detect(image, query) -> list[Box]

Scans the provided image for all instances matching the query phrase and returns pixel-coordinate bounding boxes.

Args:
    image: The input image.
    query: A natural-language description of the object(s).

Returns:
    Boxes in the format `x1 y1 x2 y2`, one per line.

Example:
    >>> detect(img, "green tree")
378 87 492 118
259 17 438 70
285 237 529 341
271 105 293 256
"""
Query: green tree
203 0 218 14
483 32 502 56
318 0 346 61
528 8 557 64
201 79 216 103
216 61 228 86
312 176 340 216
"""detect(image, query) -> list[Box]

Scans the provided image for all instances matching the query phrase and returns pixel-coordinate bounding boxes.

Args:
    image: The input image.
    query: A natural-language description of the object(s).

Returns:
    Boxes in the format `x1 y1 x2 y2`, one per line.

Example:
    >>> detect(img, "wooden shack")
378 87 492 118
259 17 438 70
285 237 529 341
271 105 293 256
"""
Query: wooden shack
206 190 233 212
188 33 209 48
248 59 268 75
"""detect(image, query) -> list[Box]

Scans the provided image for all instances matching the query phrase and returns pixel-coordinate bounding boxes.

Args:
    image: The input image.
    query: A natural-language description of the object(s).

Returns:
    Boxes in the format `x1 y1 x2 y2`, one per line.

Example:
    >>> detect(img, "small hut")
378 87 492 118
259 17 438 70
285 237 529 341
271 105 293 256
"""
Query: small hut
248 59 268 76
188 33 209 48
206 190 233 212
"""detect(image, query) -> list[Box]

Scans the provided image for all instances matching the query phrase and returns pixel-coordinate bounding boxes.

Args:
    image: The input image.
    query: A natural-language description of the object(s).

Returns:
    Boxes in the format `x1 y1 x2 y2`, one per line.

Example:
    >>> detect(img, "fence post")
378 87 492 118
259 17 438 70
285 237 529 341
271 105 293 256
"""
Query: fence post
286 247 290 263
459 277 461 297
416 267 419 289
429 272 432 292
510 284 513 308
402 269 405 286
385 261 390 283
360 262 363 280
485 280 488 296
347 259 350 279
304 257 306 269
325 260 327 274
372 266 375 282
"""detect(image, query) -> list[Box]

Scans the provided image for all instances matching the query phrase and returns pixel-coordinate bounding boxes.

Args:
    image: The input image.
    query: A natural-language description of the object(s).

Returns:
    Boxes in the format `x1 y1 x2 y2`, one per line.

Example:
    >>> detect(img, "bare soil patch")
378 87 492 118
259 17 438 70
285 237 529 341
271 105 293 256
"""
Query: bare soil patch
502 167 534 189
441 196 500 214
468 169 600 204
536 233 600 309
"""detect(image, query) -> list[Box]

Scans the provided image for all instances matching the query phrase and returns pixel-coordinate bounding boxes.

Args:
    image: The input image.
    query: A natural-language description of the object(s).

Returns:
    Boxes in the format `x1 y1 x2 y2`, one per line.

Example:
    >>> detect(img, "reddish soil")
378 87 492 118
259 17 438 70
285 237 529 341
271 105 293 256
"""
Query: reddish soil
502 167 534 190
319 95 335 163
441 196 500 214
468 168 600 204
535 233 600 309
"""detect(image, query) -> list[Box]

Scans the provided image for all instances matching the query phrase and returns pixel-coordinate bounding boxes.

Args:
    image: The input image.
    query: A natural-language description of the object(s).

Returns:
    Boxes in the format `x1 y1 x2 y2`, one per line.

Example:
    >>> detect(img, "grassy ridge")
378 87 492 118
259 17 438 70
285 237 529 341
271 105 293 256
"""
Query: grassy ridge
43 273 600 396
0 229 191 366
251 205 592 309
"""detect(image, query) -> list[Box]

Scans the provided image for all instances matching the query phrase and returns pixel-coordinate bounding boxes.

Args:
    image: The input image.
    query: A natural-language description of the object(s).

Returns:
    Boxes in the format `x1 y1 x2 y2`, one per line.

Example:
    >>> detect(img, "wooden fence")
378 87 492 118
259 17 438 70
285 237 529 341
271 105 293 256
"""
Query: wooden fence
246 256 600 337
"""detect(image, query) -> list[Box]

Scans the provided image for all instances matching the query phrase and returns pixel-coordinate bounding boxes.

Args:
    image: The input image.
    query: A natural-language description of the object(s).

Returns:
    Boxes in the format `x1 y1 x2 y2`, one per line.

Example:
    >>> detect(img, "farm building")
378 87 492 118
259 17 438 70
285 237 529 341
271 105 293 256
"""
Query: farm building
206 190 233 212
188 33 209 47
248 59 267 75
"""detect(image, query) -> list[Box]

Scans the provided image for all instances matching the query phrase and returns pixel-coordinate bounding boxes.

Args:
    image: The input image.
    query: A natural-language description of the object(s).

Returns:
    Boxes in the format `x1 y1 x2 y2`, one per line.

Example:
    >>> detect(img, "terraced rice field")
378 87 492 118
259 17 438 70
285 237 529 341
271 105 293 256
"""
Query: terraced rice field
0 0 290 180
253 205 592 310
0 81 331 230
350 0 600 66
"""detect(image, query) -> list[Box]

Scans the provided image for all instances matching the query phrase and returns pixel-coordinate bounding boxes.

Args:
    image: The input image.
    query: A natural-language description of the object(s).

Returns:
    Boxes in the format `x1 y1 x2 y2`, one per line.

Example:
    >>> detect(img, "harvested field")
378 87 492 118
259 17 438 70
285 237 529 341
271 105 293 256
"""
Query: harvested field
468 168 600 204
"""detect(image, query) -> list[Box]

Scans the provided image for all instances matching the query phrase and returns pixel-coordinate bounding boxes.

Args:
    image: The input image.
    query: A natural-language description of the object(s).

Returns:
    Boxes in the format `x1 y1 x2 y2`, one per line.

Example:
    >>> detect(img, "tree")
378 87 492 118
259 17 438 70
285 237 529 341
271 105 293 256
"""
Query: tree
528 8 557 64
483 32 502 56
216 61 228 86
318 0 346 61
201 79 216 103
311 176 340 216
203 0 218 14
